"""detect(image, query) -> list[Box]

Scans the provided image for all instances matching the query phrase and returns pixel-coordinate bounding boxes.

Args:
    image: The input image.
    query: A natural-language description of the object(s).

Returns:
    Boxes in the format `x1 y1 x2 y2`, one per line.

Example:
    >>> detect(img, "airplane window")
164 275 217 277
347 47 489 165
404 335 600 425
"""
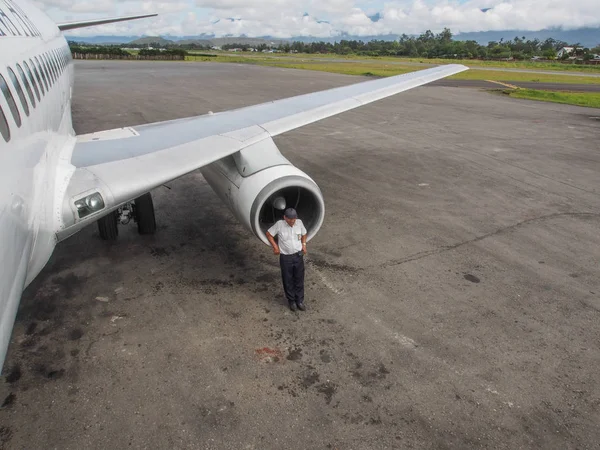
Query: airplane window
43 53 55 83
7 67 30 116
0 73 22 127
0 105 9 142
48 52 58 79
51 49 58 70
58 49 65 71
55 49 62 71
34 56 48 91
51 51 59 76
52 51 59 75
49 51 60 78
40 54 51 85
15 64 35 108
22 61 40 101
40 54 50 84
29 58 45 95
47 53 56 81
41 55 52 85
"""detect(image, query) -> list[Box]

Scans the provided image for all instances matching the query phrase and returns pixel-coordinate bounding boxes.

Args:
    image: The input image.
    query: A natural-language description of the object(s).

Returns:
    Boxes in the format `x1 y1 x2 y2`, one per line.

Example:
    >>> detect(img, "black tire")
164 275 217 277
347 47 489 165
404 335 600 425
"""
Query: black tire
135 192 156 235
97 211 118 240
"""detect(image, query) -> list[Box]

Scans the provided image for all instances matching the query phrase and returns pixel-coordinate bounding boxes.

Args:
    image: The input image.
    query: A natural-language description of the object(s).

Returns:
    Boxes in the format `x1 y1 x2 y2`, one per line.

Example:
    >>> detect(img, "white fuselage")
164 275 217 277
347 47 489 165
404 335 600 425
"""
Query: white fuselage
0 0 76 365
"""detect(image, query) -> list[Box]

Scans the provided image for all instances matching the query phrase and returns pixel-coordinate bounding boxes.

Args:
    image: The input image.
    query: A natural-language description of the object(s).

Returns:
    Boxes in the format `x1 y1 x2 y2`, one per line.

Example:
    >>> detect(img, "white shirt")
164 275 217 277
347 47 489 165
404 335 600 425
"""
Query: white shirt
267 219 307 255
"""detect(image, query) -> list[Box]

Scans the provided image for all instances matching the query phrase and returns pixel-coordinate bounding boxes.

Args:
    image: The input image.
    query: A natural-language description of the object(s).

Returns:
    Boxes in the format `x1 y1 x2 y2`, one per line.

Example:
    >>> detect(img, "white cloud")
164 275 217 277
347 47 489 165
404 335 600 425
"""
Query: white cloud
196 0 291 9
36 0 600 37
308 0 357 14
139 1 189 13
35 0 115 14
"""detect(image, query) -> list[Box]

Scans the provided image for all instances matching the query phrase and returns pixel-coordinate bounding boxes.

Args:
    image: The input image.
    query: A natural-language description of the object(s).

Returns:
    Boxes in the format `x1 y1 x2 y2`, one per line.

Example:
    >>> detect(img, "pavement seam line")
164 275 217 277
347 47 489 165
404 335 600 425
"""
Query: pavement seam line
486 79 520 89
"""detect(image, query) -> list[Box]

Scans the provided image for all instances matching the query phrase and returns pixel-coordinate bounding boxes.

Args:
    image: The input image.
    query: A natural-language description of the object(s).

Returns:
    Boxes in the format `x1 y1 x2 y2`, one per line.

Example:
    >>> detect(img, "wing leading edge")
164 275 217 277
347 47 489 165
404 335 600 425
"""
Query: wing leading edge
57 14 157 31
60 64 468 239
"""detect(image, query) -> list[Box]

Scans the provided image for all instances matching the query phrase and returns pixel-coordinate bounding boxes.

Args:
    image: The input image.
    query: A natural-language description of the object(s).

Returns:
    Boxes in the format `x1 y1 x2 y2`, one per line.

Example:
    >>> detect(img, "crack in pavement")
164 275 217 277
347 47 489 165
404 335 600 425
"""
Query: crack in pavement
377 212 600 269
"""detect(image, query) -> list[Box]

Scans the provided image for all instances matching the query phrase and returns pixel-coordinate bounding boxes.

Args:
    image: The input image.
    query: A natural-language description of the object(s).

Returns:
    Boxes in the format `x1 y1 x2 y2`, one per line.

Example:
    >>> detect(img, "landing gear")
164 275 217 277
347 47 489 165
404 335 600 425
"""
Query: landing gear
133 192 156 235
97 210 118 240
96 192 156 240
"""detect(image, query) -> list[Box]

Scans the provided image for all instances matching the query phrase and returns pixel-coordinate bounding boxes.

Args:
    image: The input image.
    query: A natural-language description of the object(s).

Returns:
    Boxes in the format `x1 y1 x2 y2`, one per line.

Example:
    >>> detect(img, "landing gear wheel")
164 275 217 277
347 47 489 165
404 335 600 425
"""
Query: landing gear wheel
134 192 156 235
97 211 119 240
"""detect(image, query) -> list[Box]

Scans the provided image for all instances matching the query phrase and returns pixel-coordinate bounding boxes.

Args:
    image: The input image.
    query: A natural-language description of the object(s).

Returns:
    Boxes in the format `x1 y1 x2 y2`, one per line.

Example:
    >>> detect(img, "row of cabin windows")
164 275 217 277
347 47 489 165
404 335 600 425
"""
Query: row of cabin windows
0 45 73 143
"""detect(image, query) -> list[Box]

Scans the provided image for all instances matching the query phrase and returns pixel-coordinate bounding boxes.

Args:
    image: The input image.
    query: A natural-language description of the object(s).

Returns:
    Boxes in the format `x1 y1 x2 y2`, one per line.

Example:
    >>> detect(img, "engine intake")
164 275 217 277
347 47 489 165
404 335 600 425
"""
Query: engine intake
200 137 325 245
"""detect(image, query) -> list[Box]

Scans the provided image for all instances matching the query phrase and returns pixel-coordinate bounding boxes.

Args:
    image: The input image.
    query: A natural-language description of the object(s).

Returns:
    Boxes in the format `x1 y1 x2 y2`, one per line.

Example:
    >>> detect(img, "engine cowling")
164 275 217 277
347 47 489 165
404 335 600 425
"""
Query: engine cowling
200 137 325 245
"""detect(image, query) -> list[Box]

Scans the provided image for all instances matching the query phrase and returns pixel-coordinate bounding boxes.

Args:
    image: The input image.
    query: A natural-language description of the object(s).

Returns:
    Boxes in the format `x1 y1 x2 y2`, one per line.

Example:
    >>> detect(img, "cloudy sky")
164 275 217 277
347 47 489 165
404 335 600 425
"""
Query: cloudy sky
35 0 599 37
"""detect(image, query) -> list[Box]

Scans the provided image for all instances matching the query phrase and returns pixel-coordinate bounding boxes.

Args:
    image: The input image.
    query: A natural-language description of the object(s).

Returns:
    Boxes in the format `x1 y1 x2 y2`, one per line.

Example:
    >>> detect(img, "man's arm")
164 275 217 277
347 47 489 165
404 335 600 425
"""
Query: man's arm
300 220 308 254
266 231 280 255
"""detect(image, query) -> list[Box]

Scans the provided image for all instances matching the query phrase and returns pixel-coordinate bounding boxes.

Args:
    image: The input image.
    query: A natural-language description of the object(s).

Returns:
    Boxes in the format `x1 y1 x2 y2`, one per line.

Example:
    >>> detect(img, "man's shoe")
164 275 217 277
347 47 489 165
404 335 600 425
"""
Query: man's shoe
296 303 306 311
289 302 297 312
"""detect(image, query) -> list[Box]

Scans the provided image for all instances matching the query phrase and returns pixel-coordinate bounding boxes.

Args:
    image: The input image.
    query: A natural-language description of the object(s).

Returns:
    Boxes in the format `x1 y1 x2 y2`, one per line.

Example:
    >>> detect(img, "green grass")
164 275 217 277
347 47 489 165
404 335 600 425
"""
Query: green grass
183 54 600 107
506 89 600 108
185 54 600 84
409 57 600 72
197 51 600 73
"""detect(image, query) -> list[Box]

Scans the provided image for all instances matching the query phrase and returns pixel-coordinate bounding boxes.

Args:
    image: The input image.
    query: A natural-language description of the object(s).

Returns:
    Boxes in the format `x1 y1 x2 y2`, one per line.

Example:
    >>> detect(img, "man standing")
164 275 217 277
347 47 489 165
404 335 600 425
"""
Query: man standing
266 208 308 312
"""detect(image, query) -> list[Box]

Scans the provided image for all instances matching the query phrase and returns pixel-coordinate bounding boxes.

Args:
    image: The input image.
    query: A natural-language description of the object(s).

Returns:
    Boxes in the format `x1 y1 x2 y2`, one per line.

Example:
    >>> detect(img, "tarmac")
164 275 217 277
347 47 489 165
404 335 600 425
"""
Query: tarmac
1 60 600 449
432 79 600 92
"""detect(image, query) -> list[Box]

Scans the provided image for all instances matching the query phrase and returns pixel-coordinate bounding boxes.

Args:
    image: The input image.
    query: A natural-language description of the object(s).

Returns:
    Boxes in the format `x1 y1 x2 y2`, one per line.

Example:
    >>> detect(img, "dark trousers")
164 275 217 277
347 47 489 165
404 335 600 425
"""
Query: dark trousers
280 252 305 305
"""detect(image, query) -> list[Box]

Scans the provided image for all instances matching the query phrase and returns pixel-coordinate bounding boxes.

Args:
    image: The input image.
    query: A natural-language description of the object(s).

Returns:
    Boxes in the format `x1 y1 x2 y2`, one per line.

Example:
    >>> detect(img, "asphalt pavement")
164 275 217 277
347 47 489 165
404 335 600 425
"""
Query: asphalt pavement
1 61 600 449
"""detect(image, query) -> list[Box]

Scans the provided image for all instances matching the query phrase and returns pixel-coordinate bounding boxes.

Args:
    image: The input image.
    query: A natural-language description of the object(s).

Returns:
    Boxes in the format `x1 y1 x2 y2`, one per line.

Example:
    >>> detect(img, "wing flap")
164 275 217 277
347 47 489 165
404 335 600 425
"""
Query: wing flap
74 126 269 205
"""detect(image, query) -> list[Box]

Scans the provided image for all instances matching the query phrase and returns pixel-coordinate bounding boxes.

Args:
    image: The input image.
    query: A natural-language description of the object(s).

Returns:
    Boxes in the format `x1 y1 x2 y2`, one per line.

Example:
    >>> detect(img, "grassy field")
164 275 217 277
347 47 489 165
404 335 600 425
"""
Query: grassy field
449 69 599 84
187 51 600 73
406 57 600 72
298 54 600 73
506 89 600 108
185 54 600 84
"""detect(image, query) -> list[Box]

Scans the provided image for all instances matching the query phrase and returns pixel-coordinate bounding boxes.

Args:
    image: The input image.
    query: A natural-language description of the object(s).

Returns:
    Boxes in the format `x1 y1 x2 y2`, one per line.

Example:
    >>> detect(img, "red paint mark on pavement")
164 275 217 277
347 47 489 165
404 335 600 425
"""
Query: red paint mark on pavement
255 347 282 362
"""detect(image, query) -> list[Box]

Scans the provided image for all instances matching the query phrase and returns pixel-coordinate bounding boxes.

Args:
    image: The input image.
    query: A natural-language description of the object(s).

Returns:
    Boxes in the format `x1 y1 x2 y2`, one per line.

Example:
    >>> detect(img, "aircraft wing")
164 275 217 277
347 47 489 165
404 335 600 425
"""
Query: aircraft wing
57 14 157 31
60 64 468 239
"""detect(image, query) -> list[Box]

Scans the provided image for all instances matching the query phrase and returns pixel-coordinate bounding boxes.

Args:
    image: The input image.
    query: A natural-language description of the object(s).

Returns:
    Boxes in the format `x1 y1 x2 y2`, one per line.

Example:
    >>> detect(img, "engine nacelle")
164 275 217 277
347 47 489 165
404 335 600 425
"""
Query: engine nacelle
200 137 325 245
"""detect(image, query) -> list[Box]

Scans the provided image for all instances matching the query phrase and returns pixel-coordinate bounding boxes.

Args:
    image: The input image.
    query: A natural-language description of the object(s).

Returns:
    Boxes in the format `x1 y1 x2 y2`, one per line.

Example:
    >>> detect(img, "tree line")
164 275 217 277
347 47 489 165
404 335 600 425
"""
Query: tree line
69 29 600 60
68 42 187 57
224 30 599 60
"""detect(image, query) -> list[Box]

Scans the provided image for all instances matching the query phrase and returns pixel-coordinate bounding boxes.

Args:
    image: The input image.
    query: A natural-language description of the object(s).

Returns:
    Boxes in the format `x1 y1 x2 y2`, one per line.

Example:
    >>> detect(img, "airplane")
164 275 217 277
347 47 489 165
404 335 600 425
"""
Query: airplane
0 0 468 369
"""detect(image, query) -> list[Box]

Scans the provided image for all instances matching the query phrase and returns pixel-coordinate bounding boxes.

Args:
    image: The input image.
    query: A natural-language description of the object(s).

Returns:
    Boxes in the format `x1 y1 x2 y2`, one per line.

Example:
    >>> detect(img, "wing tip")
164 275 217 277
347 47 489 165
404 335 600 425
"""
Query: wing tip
447 63 470 71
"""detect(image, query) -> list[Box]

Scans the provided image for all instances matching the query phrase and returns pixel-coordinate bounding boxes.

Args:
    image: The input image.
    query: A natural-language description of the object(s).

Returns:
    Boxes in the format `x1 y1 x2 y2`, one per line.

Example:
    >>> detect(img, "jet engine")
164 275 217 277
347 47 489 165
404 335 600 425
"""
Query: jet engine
200 137 324 245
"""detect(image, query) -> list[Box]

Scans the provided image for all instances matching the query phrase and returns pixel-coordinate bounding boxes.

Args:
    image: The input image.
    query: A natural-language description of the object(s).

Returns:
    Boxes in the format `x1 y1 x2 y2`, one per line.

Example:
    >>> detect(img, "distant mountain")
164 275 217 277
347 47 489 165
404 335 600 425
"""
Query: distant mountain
288 34 401 43
66 27 600 48
129 36 173 46
207 37 287 46
66 34 286 47
173 38 213 46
